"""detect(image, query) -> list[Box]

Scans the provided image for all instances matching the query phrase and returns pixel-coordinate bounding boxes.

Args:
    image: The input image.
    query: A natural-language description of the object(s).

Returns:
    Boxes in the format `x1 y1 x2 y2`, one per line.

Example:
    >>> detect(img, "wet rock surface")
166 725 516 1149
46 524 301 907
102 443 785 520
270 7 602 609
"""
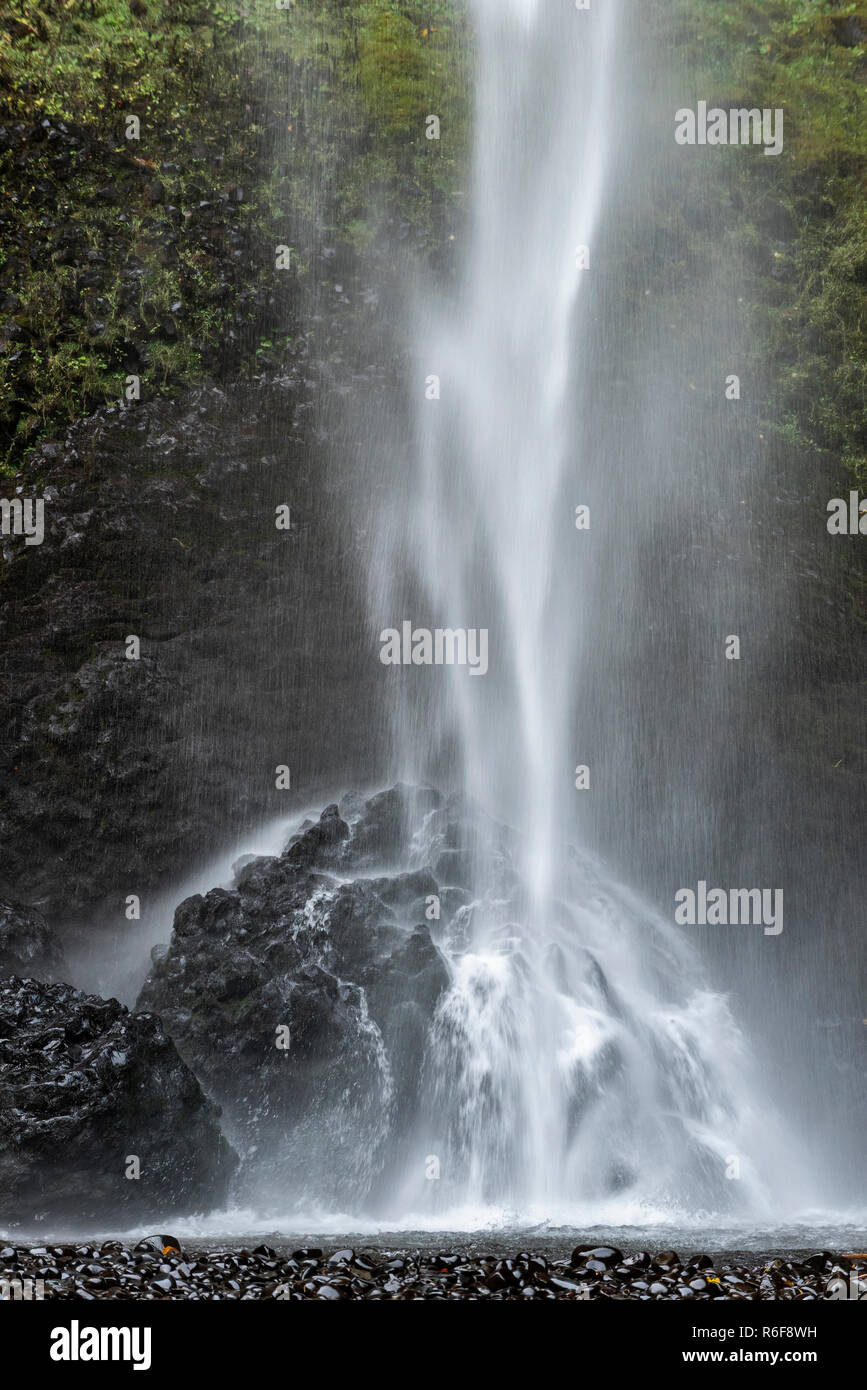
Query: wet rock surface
0 372 382 928
0 977 237 1227
137 787 452 1206
135 785 789 1216
0 899 66 981
1 1239 862 1300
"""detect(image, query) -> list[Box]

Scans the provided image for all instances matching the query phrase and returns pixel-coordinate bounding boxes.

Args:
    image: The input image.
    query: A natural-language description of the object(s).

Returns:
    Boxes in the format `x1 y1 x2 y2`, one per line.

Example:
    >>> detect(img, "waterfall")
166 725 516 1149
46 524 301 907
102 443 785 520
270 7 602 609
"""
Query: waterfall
9 0 867 1259
362 0 806 1220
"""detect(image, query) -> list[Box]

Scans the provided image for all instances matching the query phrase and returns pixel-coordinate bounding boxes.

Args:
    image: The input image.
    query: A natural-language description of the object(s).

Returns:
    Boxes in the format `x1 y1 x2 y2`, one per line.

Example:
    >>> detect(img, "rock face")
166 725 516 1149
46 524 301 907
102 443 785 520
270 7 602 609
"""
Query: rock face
137 787 452 1208
0 378 383 927
0 899 67 981
0 976 237 1228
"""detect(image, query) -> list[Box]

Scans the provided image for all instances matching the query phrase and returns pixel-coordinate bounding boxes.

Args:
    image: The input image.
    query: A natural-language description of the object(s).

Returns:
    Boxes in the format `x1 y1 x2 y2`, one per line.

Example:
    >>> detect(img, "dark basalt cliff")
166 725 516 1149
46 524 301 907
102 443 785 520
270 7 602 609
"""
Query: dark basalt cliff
0 376 379 924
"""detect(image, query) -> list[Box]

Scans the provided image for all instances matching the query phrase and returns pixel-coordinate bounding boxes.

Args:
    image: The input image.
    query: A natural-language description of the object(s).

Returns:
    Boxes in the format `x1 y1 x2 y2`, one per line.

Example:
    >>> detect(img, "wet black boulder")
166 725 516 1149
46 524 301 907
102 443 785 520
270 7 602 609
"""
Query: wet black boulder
0 976 237 1227
137 792 450 1206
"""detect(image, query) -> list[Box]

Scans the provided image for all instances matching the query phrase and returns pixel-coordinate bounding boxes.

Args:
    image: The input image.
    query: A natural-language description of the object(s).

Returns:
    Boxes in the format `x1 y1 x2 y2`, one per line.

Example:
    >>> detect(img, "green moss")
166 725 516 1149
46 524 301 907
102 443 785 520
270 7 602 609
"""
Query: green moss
359 9 430 135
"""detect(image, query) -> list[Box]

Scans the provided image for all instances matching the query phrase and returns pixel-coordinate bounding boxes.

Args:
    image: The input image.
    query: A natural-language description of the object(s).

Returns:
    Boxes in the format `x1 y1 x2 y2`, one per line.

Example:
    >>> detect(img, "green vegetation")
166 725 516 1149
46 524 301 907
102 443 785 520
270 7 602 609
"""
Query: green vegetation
661 1 867 490
7 0 861 519
0 0 470 472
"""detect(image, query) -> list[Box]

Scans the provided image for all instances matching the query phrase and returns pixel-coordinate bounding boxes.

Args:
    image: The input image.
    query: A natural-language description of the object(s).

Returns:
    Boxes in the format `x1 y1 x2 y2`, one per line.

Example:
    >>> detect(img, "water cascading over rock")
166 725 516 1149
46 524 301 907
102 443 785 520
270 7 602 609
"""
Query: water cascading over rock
138 788 781 1220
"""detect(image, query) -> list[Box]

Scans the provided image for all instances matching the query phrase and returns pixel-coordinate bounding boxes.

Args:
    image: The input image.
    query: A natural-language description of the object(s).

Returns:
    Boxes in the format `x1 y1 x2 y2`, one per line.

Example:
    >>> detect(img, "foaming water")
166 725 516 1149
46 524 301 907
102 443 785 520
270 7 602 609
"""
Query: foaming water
7 1208 866 1253
380 803 807 1219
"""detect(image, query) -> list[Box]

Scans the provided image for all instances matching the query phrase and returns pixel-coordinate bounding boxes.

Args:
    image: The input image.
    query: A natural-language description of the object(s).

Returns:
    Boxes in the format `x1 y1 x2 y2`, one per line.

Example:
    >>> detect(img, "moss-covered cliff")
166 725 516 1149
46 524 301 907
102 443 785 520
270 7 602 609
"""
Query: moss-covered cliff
0 0 469 474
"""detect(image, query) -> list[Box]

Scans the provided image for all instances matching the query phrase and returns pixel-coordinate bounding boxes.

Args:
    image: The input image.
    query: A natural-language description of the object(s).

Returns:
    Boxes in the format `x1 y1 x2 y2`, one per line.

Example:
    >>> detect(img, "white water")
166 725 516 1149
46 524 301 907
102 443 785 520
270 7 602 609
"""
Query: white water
364 0 812 1220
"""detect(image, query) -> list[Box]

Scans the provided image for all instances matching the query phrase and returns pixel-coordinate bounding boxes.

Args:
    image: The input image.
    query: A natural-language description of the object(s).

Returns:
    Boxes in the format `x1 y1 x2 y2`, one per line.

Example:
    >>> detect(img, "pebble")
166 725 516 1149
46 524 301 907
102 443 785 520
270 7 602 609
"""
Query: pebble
0 1242 859 1301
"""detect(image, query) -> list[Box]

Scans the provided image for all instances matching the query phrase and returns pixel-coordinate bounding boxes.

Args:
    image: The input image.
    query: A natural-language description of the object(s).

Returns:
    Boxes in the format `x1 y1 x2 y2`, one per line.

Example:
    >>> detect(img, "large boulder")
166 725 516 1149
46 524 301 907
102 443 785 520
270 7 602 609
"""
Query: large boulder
137 788 453 1207
0 899 67 981
0 976 237 1228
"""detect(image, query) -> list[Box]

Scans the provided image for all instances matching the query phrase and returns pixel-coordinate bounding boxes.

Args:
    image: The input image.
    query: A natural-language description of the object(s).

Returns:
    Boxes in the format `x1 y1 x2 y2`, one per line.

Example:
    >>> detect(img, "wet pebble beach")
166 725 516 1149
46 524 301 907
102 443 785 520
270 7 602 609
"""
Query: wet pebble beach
2 1239 863 1300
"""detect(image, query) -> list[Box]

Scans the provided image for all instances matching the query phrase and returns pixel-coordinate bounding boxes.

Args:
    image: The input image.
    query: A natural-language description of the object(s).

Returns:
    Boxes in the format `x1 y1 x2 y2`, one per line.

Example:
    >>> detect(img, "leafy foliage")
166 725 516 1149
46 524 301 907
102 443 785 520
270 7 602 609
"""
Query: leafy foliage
663 0 867 487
